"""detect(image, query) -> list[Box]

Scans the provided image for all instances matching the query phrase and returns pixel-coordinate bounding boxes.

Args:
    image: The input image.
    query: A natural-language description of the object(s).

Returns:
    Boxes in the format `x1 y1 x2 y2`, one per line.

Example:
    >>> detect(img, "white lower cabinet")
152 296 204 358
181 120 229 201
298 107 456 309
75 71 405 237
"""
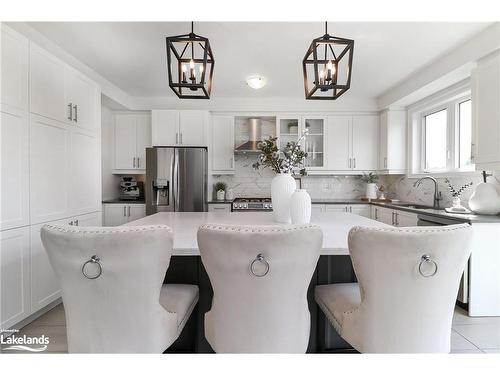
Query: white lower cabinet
314 204 370 217
1 226 31 330
31 212 101 315
103 203 146 226
1 110 30 231
208 203 232 213
371 206 418 227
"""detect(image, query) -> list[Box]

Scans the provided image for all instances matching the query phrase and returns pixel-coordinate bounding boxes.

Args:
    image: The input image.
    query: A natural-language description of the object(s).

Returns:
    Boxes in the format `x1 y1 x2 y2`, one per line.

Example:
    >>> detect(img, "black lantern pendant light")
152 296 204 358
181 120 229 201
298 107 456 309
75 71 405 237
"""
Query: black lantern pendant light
302 22 354 100
165 22 215 99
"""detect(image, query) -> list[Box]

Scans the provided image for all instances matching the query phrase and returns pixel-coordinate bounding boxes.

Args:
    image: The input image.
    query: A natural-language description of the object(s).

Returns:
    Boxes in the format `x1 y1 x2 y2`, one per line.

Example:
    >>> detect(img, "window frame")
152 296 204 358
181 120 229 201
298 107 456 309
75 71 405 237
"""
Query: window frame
408 80 474 177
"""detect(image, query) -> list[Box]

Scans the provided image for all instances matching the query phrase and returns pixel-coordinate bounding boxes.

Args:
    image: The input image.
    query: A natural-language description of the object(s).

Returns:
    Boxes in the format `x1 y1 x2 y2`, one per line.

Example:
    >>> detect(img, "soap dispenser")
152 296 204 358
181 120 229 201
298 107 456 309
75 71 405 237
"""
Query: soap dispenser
468 171 500 215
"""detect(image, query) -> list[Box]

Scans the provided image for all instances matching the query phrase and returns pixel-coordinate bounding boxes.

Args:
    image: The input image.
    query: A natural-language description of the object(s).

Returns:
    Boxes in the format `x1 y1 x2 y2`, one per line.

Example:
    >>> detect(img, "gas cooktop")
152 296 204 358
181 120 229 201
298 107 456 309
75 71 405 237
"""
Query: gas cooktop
232 198 272 211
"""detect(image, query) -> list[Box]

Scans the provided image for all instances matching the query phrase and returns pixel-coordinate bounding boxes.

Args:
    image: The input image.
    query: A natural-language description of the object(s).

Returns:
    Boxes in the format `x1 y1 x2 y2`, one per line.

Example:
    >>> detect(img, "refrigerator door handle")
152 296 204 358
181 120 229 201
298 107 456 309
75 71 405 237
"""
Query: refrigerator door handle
173 148 179 212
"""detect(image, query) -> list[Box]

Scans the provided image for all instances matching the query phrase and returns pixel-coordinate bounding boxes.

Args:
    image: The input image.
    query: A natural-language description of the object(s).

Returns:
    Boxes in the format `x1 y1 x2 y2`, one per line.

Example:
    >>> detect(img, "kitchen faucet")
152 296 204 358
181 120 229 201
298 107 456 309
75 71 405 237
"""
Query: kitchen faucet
413 176 443 209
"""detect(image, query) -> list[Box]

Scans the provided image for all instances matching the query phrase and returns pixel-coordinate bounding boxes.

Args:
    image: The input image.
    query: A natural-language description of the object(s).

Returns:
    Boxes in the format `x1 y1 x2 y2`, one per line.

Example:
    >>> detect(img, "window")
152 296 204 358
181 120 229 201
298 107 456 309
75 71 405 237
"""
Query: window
424 109 448 171
413 89 473 174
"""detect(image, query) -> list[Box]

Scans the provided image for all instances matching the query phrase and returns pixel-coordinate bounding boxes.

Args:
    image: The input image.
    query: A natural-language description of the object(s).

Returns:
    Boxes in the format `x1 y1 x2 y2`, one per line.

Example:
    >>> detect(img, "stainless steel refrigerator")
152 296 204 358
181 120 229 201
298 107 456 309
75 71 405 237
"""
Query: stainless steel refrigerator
146 147 207 215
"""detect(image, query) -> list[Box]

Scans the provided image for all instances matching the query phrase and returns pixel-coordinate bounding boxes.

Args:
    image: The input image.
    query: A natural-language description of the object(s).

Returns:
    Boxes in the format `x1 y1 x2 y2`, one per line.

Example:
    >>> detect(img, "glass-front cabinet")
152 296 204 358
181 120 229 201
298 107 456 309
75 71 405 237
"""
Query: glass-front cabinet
276 115 327 171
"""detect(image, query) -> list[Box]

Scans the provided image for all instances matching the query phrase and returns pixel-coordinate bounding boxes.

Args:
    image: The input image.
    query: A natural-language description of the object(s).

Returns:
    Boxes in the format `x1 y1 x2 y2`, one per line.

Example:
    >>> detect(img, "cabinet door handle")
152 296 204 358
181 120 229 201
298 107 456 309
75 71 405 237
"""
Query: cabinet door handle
123 206 126 217
67 103 73 121
375 208 378 220
353 158 356 169
395 213 399 226
137 157 140 169
470 143 475 161
127 206 131 217
230 157 234 169
180 133 183 144
73 104 78 122
348 158 351 168
133 157 136 168
176 133 179 144
350 206 353 213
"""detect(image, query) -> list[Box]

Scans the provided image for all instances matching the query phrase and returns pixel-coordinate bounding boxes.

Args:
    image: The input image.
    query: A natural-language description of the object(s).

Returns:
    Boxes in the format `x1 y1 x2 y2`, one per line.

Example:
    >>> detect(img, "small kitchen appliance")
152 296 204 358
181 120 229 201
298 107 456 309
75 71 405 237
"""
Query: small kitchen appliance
120 177 143 200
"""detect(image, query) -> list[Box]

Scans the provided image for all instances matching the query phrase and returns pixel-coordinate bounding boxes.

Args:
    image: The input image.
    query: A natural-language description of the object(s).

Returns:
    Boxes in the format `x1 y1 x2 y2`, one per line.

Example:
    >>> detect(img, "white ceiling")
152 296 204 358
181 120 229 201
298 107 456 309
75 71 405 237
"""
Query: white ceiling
28 22 491 100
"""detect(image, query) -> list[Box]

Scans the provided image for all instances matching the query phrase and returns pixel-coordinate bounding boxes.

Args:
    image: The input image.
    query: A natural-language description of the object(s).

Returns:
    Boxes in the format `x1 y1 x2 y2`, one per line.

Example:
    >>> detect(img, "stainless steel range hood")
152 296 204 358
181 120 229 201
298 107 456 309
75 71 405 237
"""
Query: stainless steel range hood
234 118 262 154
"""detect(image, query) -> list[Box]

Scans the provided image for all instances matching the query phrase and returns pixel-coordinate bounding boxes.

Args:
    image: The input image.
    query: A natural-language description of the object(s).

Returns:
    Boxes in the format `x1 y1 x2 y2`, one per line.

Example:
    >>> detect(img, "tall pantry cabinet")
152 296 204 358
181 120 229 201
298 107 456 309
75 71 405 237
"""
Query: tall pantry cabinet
0 24 102 330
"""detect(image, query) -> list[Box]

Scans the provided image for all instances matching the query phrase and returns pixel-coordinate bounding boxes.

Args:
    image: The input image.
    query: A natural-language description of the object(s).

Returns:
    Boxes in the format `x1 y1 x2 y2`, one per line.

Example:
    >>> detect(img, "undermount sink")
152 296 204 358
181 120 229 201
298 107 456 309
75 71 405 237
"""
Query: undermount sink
390 203 442 210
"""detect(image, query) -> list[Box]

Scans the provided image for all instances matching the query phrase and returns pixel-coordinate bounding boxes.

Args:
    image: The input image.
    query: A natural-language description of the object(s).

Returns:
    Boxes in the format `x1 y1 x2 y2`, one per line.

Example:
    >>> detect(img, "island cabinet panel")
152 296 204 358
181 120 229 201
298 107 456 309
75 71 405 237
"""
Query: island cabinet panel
160 255 355 353
316 255 358 352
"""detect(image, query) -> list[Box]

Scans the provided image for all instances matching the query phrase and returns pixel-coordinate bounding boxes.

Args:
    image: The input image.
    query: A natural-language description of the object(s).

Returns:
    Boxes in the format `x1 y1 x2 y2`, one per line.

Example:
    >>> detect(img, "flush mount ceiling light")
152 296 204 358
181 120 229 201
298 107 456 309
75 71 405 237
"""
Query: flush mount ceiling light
302 22 354 100
165 22 215 99
246 76 267 90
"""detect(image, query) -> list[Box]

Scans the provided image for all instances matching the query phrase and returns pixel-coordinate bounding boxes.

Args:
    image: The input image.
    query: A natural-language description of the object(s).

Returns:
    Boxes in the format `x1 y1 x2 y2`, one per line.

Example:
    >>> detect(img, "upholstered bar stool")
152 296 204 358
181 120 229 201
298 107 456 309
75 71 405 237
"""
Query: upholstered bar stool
41 224 199 353
315 224 472 353
197 223 323 353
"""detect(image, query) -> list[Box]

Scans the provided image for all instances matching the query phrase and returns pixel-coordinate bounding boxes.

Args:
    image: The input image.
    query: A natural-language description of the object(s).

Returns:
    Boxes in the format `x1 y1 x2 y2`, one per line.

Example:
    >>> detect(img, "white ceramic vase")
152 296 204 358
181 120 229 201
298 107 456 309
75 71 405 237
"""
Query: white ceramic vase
216 190 225 201
271 173 296 223
365 183 378 199
290 189 312 224
468 182 500 215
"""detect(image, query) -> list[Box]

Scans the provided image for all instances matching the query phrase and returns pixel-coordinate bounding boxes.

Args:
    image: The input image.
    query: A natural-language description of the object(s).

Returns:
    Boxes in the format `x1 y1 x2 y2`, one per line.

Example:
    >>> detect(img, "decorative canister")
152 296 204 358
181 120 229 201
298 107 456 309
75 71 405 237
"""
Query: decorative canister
216 190 226 201
271 173 296 223
225 189 234 201
365 183 378 199
290 189 312 224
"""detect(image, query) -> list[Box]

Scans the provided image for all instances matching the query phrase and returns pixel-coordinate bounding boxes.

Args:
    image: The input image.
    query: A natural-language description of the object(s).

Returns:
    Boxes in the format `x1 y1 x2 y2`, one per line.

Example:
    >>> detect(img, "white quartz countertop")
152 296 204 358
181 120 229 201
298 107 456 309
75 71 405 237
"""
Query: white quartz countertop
125 211 390 256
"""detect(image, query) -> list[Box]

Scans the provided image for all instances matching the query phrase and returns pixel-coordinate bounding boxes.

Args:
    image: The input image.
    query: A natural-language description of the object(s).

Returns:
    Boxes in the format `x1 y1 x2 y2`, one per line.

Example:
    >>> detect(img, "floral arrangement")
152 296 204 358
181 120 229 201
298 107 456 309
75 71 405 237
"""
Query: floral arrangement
214 181 227 192
360 172 380 184
252 130 308 176
444 179 473 198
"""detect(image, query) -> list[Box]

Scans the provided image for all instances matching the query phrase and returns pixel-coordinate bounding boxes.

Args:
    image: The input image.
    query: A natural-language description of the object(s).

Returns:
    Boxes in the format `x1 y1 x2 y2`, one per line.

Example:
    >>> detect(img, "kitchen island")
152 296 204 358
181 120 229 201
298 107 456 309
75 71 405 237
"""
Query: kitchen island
125 211 390 255
124 211 389 353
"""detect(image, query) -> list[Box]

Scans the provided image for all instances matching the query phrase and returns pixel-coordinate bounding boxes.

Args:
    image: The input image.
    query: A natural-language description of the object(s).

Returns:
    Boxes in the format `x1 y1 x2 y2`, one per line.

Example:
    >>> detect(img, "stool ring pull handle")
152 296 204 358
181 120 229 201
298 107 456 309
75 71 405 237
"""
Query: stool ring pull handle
82 255 102 279
250 253 270 277
418 254 438 278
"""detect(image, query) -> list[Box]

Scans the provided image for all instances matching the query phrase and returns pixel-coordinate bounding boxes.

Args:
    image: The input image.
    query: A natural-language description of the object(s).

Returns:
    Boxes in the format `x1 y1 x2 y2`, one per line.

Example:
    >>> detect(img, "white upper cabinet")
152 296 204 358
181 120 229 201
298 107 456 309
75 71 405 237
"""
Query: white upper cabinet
0 226 31 330
70 129 100 215
152 110 208 146
1 111 30 230
114 112 151 172
326 114 378 172
30 44 68 123
30 115 71 224
379 110 406 173
136 113 152 170
326 115 351 170
179 111 207 146
30 43 99 129
211 115 235 173
472 51 500 170
351 115 379 171
65 68 99 131
1 25 28 114
152 110 178 146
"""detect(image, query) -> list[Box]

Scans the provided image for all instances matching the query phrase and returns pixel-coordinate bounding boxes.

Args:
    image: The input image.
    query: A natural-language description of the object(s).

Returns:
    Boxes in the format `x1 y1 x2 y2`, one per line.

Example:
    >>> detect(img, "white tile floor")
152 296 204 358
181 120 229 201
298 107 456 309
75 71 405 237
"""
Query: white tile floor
451 307 500 353
2 304 499 353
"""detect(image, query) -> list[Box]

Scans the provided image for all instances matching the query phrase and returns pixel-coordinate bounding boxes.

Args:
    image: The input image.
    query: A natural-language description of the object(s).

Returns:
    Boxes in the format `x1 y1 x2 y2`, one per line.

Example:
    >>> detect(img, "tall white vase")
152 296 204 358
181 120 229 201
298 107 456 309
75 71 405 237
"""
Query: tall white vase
271 173 296 223
290 189 312 224
365 183 378 199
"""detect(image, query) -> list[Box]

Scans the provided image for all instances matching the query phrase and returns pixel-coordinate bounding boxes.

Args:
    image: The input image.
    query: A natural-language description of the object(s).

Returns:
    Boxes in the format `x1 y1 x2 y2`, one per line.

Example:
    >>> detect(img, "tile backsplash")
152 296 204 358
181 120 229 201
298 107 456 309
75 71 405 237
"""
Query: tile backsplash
211 153 500 208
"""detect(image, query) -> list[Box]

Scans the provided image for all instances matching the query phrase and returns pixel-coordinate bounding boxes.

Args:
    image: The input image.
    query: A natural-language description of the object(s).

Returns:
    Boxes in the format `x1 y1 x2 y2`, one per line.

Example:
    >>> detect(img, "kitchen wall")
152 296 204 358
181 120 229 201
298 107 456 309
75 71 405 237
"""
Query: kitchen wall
383 172 500 209
212 153 500 206
212 153 368 200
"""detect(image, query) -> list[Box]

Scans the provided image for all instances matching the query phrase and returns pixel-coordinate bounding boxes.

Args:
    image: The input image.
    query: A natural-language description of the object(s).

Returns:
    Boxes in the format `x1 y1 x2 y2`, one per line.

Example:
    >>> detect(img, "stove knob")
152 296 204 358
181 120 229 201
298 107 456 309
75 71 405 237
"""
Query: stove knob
269 203 273 209
263 203 268 209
